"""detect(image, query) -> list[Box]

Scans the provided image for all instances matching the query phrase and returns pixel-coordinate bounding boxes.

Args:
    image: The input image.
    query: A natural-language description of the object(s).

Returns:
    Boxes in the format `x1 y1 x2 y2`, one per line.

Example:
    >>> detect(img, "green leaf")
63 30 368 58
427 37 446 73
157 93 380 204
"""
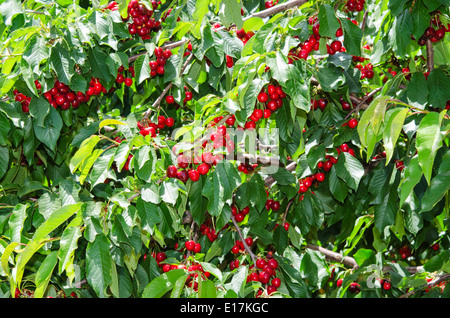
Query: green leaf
8 204 28 243
318 4 340 39
0 242 20 278
416 111 445 185
299 249 328 290
70 135 101 173
57 225 82 279
33 107 63 153
426 69 450 109
374 186 398 232
90 148 115 187
134 54 151 85
329 165 348 202
407 72 429 109
142 269 187 298
341 18 363 57
335 152 365 191
389 9 413 58
399 156 423 206
34 251 58 298
421 149 450 212
32 203 83 242
203 161 240 216
49 42 75 85
358 96 390 160
29 96 50 127
86 233 113 298
23 35 48 73
383 107 409 164
0 0 22 25
218 0 244 30
0 145 10 180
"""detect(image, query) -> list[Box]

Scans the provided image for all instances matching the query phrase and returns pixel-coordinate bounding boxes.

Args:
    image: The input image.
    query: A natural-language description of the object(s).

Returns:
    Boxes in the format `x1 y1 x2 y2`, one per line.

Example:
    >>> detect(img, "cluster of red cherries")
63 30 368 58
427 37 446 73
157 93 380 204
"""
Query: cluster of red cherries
230 237 254 256
255 83 287 122
236 28 255 45
344 0 365 12
123 0 162 40
137 115 174 138
231 205 250 223
149 46 172 77
14 79 92 113
416 18 449 46
249 254 282 297
356 62 375 80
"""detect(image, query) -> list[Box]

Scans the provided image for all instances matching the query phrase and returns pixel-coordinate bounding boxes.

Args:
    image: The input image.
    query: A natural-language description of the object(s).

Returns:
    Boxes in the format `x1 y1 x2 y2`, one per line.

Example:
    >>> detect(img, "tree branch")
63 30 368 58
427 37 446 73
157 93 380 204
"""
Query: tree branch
426 39 434 73
399 273 450 298
305 243 360 270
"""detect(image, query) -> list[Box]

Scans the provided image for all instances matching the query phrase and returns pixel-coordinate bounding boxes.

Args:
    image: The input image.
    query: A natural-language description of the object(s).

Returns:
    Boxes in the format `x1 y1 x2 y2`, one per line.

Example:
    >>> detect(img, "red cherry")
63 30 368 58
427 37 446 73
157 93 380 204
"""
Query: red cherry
185 240 195 251
262 109 271 119
340 143 349 152
234 212 244 222
256 258 267 269
383 281 391 291
231 245 240 254
271 278 281 288
315 172 325 182
124 78 133 87
271 201 280 211
165 117 174 127
188 169 200 182
259 271 271 284
193 242 201 253
268 258 278 270
165 95 175 104
156 252 166 262
348 118 358 129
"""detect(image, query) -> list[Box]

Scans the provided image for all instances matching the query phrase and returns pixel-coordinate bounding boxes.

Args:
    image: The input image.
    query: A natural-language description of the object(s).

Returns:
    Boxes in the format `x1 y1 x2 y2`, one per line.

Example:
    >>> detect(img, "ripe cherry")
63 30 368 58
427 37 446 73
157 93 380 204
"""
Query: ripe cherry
271 277 281 288
348 118 358 129
259 271 271 284
166 95 175 104
234 212 244 222
188 169 200 182
315 172 325 182
197 163 210 175
167 165 178 178
185 240 195 251
165 117 174 127
193 242 201 253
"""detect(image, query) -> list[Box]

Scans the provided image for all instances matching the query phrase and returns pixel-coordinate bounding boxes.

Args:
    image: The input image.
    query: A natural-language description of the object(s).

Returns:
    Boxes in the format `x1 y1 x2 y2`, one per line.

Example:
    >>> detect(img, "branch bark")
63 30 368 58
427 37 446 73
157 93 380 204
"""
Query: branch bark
231 214 257 265
306 243 360 270
426 39 434 73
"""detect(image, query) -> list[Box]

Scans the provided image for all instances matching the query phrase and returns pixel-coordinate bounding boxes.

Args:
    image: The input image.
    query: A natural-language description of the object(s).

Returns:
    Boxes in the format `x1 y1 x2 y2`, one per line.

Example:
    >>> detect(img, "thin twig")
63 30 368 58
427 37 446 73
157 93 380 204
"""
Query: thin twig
399 273 450 298
230 214 257 265
426 39 434 73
